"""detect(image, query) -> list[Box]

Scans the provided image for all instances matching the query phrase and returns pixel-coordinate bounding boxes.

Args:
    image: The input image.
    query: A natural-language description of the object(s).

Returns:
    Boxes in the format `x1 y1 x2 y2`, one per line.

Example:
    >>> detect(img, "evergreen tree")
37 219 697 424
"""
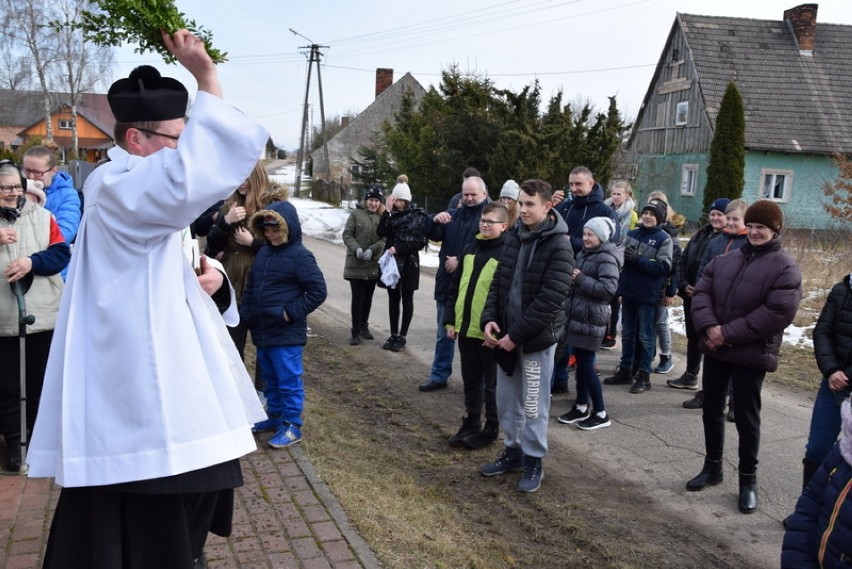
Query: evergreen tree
702 82 745 212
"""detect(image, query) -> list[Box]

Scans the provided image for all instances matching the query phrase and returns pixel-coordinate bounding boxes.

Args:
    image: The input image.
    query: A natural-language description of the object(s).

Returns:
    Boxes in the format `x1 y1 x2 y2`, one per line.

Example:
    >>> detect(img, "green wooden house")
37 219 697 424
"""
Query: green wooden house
626 4 852 229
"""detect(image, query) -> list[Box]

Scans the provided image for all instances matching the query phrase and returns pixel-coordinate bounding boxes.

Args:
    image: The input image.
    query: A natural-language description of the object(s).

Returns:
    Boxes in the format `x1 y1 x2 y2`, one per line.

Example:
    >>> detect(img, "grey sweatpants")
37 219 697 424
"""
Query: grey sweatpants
496 344 555 458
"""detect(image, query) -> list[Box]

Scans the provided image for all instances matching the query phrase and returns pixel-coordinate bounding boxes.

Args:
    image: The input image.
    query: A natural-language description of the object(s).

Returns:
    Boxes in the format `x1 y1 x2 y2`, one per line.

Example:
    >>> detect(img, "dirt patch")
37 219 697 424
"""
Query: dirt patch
291 319 753 569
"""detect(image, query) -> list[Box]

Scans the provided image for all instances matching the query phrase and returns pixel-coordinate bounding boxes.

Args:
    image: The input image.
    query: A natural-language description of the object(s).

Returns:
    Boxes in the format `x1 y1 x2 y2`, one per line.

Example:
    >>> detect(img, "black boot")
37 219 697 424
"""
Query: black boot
464 420 499 449
360 325 374 340
784 459 821 528
686 458 723 491
448 415 481 447
603 365 633 385
738 471 757 514
349 329 361 345
4 435 22 474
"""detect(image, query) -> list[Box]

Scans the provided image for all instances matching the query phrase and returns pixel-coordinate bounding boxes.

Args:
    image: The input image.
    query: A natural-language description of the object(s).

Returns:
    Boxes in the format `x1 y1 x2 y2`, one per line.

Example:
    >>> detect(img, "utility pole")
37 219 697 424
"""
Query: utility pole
290 29 330 197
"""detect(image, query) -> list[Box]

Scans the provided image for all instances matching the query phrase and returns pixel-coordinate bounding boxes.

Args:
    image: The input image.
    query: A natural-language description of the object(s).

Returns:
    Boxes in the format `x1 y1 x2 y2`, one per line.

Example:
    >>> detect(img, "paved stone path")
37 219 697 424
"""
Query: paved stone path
0 441 381 569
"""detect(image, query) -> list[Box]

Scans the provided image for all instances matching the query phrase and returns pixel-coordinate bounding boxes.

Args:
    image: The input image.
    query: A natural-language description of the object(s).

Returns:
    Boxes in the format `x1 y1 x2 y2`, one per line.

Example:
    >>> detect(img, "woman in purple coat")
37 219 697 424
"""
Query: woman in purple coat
685 200 802 514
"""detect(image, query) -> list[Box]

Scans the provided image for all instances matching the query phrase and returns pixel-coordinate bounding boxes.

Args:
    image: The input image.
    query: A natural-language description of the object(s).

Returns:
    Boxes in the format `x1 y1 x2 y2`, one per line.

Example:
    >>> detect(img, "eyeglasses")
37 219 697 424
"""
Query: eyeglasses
137 128 180 141
22 167 52 178
0 184 23 193
479 218 505 226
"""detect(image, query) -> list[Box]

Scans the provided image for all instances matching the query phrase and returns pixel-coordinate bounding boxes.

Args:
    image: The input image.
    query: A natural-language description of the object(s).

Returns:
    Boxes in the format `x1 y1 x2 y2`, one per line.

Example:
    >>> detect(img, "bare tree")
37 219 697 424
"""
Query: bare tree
0 0 59 141
52 0 114 158
0 47 32 90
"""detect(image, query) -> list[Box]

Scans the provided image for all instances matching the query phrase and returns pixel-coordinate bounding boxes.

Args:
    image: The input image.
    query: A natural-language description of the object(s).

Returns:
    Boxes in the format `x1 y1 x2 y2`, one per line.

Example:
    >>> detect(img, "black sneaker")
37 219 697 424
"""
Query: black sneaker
390 336 407 352
480 447 524 477
600 336 616 350
448 416 481 447
349 334 360 346
382 335 398 350
603 365 633 385
577 413 611 431
630 370 652 394
551 381 570 394
360 326 374 340
518 456 543 493
667 372 699 390
557 405 590 425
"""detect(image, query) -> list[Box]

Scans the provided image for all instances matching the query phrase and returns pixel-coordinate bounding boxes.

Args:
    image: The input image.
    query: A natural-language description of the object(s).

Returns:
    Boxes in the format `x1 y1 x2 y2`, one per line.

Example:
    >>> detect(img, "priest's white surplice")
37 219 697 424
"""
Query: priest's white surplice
27 93 268 487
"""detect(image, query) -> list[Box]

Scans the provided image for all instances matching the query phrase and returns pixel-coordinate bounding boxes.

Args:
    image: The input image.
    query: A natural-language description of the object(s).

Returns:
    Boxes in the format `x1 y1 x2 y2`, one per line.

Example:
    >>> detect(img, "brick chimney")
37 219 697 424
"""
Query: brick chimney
784 4 818 55
341 116 351 128
375 68 393 99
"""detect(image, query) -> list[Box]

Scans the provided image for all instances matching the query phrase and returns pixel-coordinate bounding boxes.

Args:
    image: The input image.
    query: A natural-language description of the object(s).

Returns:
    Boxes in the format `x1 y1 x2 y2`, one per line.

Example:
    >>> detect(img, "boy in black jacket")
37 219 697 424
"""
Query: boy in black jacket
480 180 574 493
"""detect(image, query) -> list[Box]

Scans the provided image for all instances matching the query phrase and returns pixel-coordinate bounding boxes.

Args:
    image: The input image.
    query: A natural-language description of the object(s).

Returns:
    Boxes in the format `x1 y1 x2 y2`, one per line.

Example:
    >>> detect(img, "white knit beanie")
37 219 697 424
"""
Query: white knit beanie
584 216 615 243
499 179 520 201
390 182 411 201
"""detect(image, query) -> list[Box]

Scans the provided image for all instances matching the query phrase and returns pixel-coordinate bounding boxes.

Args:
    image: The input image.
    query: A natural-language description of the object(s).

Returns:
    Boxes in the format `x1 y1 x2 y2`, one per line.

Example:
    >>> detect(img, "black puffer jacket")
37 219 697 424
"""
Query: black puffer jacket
377 206 430 291
678 224 721 297
813 275 852 380
481 212 574 353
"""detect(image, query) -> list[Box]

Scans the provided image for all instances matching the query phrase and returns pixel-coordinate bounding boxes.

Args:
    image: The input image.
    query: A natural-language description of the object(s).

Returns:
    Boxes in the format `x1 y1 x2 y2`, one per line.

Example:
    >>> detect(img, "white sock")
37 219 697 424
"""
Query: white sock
596 411 607 419
576 404 588 413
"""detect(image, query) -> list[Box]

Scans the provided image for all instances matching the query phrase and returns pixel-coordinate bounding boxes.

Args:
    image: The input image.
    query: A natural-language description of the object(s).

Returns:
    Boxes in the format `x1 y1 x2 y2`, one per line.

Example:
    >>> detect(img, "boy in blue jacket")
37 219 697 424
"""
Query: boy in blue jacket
603 199 672 394
240 200 327 448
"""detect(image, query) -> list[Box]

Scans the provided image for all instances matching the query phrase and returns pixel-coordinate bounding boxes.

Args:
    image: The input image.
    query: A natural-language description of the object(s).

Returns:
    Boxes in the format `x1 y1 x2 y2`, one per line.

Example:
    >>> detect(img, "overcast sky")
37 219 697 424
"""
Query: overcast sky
111 0 852 150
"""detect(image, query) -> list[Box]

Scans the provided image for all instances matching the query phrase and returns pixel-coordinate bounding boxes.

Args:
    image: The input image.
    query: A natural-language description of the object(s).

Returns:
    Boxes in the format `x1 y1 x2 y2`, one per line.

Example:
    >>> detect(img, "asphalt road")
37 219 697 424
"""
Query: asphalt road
304 234 813 568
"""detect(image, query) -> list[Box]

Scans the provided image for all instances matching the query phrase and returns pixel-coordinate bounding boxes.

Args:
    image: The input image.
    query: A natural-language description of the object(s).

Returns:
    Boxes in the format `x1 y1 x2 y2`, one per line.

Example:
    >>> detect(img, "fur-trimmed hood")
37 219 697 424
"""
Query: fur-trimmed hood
249 200 301 246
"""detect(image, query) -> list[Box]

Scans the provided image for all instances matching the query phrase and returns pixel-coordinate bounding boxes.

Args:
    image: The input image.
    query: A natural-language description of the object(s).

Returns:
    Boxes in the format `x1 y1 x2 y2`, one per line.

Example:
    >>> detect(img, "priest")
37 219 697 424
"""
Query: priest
28 29 268 568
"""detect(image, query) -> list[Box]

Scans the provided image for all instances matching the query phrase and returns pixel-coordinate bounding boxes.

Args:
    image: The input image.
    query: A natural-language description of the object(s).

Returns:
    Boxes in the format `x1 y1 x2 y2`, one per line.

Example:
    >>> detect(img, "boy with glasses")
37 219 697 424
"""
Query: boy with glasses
444 203 510 449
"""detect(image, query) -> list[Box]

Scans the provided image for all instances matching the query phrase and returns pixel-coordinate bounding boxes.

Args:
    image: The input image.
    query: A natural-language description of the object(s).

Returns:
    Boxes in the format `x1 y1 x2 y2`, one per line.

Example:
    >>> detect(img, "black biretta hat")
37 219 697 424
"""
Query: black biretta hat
108 65 188 122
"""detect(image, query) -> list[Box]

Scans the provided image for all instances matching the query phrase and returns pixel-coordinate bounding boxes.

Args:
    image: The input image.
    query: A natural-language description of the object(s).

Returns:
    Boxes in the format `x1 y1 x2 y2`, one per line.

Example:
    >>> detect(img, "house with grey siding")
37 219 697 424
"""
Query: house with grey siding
310 69 426 187
627 4 852 229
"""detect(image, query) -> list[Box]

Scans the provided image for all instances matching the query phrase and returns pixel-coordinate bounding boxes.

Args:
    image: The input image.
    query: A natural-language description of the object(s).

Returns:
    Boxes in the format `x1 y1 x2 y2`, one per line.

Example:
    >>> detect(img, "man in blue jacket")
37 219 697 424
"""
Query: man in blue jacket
23 146 81 280
553 166 620 254
420 175 489 392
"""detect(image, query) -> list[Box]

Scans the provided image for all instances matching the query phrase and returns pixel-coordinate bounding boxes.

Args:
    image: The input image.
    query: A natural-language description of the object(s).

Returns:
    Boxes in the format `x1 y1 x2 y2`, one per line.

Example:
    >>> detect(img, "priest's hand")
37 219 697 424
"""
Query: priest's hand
197 255 224 296
162 29 222 98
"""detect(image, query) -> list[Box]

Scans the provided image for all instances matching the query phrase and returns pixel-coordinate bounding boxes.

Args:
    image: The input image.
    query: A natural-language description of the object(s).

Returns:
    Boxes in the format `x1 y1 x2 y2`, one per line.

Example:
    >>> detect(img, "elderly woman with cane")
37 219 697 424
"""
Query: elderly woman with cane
0 161 69 473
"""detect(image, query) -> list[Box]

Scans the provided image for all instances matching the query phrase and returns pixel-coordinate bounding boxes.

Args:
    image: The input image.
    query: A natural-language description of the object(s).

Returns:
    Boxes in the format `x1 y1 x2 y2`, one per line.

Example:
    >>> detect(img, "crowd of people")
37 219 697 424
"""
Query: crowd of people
0 28 845 568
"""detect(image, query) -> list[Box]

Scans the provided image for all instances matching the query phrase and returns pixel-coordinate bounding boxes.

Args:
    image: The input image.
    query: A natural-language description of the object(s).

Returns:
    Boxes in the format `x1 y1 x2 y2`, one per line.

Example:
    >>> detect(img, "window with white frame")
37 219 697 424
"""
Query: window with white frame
681 164 698 195
675 101 689 125
760 169 793 202
58 119 72 130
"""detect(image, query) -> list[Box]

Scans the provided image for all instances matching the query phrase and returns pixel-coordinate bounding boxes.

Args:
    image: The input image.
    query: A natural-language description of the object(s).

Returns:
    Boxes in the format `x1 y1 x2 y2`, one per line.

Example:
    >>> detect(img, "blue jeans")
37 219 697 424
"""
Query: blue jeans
429 301 455 383
804 379 846 465
550 343 570 388
257 346 305 427
619 300 657 373
574 347 604 413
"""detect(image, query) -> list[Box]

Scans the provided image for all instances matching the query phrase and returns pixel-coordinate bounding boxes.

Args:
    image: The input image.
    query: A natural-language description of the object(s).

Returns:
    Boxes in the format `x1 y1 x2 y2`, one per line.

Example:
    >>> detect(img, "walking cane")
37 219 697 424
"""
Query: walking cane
10 272 34 475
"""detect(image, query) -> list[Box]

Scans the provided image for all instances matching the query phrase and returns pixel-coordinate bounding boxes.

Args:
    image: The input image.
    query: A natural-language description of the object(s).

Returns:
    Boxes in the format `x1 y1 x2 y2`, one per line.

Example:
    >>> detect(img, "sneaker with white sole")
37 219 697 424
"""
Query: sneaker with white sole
268 423 302 448
577 413 611 431
653 356 674 374
480 447 524 477
557 406 590 425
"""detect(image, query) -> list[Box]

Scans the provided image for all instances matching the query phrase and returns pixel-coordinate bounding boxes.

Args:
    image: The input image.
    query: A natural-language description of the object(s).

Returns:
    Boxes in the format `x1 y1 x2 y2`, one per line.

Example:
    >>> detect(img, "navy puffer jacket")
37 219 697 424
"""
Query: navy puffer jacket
555 183 621 254
781 401 852 568
240 201 327 347
691 236 802 372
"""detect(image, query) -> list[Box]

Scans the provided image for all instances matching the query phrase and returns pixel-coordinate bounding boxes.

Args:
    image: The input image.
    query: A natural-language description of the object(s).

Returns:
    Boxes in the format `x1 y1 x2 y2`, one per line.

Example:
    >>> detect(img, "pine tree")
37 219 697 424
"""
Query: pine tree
702 82 746 212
